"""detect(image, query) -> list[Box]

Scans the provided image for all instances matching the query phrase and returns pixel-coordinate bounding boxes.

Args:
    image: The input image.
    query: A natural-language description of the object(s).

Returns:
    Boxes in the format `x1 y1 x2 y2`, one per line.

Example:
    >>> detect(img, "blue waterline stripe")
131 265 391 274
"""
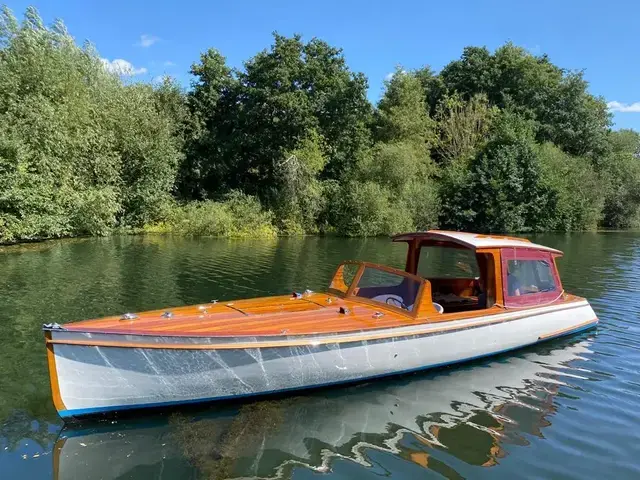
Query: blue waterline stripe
58 321 598 419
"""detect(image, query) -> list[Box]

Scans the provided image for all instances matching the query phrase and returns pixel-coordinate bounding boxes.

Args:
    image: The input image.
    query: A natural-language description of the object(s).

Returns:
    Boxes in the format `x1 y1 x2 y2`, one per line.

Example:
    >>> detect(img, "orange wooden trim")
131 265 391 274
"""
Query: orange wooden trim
328 263 350 294
477 248 504 306
45 302 589 351
537 318 598 340
60 293 586 338
405 238 420 274
552 256 564 292
344 262 366 297
176 306 397 334
45 331 67 412
492 249 504 307
415 280 438 316
66 294 336 333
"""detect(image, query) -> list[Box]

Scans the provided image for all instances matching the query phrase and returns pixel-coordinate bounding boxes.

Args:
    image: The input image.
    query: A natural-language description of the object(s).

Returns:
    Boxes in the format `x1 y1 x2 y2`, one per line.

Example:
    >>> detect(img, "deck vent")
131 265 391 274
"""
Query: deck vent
120 313 138 321
339 307 350 314
372 311 384 319
161 311 174 318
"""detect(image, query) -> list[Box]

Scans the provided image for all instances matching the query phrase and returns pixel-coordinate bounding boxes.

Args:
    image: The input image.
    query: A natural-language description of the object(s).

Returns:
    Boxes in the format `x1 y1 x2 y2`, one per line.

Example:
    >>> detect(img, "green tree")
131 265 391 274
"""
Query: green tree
375 68 437 148
439 112 553 232
3 10 640 242
349 69 439 233
0 7 181 242
537 143 603 231
434 93 497 164
600 130 640 228
178 48 237 199
182 34 372 209
438 43 611 157
330 181 412 237
273 129 328 233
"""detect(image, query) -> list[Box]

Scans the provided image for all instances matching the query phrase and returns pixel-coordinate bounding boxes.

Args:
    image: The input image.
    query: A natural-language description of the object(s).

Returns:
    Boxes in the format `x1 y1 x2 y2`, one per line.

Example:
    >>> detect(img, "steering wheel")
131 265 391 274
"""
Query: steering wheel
371 294 408 309
385 295 407 309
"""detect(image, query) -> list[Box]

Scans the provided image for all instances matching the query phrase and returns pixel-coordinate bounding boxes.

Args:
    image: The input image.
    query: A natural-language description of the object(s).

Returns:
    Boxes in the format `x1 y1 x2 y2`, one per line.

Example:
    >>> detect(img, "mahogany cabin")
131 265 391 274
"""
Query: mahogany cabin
393 231 566 315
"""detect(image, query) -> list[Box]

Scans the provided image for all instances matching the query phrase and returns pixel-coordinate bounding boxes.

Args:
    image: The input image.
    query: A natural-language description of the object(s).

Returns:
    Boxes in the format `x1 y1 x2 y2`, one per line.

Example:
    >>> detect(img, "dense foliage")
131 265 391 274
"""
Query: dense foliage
1 7 639 243
0 7 183 243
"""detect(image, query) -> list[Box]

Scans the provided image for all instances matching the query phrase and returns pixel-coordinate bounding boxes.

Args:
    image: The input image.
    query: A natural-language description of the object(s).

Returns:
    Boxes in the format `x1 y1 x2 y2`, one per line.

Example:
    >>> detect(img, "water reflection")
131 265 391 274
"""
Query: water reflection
52 336 594 480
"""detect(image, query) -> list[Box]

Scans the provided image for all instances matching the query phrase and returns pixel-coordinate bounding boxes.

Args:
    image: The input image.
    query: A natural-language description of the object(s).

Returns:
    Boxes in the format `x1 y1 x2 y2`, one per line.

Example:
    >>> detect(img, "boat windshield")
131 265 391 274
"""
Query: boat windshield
330 263 422 312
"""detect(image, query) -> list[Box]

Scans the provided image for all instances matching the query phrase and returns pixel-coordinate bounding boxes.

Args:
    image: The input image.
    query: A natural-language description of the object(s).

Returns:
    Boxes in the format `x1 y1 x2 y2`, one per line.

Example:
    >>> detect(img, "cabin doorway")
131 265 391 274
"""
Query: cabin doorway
415 246 494 313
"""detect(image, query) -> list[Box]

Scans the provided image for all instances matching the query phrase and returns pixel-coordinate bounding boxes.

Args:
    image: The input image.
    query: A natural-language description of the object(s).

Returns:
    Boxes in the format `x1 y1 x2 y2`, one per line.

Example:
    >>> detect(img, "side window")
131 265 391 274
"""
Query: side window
534 260 557 291
507 260 557 295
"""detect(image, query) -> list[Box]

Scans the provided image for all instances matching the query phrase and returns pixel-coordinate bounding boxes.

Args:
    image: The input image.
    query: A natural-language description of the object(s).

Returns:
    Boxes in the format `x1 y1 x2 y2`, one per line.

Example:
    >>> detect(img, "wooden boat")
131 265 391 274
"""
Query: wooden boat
43 230 598 419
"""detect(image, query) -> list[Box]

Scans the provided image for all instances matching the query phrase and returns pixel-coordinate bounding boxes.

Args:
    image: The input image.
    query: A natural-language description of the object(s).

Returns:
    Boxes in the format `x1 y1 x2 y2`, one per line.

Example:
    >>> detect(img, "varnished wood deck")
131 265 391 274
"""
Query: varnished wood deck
63 293 427 337
61 291 585 339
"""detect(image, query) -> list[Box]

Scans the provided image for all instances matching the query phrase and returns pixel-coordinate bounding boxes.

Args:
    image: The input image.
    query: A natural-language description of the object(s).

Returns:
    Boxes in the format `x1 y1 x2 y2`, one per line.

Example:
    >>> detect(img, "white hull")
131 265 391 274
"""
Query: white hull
48 300 597 418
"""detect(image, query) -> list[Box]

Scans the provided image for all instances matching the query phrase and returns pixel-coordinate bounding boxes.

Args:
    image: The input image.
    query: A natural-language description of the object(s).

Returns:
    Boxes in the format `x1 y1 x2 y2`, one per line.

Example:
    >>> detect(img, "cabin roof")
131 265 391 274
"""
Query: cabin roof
392 230 563 255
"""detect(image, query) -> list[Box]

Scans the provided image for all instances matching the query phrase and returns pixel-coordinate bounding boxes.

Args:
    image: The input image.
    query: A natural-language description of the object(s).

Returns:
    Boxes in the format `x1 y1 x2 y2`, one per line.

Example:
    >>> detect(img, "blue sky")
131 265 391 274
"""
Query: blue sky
6 0 640 129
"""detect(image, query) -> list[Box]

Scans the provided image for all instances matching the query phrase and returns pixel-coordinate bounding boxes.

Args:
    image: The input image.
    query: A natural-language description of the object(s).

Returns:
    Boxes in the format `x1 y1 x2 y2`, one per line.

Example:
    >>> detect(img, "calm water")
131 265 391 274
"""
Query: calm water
0 233 639 479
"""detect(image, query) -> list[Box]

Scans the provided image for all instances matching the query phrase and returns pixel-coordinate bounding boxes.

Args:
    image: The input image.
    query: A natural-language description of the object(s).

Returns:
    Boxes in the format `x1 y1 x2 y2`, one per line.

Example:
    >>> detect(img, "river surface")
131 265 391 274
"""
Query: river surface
0 233 639 479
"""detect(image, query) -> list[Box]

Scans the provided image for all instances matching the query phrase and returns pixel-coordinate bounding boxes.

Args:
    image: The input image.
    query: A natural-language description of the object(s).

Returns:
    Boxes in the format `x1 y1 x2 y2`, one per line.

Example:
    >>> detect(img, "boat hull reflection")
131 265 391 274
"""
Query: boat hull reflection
54 337 594 479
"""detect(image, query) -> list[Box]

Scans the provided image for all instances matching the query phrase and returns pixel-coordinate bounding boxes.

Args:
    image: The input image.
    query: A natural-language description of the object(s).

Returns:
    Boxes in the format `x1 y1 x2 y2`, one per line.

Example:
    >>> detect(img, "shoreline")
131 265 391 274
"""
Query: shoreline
1 228 638 251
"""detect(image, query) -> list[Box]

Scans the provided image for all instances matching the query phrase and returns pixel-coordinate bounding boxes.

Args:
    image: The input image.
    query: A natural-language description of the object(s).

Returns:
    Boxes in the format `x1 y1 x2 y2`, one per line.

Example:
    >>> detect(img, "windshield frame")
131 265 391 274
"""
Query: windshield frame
328 261 427 318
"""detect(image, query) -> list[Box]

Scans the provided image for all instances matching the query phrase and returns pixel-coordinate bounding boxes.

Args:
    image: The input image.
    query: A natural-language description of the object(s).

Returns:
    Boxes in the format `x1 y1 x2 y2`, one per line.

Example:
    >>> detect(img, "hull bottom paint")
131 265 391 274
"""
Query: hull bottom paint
52 310 597 419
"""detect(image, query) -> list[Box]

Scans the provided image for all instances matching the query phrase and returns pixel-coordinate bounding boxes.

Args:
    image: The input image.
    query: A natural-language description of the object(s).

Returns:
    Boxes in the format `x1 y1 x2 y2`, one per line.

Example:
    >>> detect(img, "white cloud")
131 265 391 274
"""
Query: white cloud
607 101 640 113
384 69 406 81
101 58 147 76
136 34 160 48
163 61 176 67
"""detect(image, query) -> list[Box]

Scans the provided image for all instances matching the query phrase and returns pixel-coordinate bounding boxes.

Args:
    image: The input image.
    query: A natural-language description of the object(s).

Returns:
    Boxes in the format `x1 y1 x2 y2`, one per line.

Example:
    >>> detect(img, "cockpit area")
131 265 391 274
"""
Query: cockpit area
328 231 566 320
393 230 565 314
